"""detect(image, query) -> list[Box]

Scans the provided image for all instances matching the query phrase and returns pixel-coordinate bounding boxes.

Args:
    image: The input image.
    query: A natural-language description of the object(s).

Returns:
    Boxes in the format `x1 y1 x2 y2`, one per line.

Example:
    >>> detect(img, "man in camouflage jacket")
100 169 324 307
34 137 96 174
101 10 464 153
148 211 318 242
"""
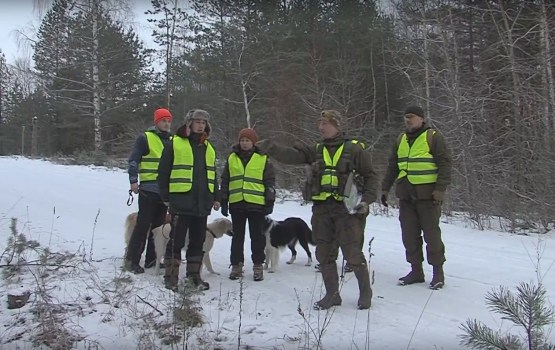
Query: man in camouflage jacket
257 110 378 310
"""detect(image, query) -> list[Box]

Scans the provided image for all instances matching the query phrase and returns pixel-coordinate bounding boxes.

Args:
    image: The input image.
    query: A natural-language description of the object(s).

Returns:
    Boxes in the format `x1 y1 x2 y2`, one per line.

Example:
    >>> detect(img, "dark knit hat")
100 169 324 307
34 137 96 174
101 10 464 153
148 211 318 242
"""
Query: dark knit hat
404 106 425 119
153 108 172 124
238 128 258 143
319 110 343 129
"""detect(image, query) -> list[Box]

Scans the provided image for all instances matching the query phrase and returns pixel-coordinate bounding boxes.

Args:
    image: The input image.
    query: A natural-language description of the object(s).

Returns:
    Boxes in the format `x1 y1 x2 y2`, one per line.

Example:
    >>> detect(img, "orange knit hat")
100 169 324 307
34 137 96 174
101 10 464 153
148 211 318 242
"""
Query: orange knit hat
154 108 173 124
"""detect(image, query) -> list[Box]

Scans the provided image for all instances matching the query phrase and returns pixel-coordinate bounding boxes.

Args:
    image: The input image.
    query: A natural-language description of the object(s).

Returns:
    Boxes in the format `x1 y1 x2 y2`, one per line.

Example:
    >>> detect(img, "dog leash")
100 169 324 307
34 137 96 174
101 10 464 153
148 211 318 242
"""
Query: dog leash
127 190 134 206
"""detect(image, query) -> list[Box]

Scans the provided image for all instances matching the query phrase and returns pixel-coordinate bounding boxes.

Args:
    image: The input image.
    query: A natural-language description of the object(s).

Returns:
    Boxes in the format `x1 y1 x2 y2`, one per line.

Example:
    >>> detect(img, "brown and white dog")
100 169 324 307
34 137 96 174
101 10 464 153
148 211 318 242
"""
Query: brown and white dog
124 213 233 275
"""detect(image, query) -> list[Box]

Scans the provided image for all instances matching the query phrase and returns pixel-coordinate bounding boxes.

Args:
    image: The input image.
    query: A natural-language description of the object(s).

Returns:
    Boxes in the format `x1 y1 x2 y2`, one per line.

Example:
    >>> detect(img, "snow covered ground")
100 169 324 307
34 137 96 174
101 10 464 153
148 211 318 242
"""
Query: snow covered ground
1 156 554 350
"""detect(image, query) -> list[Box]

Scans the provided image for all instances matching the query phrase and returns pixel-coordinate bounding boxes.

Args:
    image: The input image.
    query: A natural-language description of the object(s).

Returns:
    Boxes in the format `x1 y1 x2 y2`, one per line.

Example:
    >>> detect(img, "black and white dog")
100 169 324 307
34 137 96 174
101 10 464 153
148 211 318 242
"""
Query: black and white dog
262 216 315 272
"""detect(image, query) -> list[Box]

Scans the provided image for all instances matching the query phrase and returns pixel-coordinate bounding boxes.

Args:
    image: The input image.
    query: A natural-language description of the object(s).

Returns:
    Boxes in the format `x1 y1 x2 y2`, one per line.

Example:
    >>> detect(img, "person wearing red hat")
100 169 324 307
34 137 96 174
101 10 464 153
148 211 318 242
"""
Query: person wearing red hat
220 127 275 282
124 108 173 274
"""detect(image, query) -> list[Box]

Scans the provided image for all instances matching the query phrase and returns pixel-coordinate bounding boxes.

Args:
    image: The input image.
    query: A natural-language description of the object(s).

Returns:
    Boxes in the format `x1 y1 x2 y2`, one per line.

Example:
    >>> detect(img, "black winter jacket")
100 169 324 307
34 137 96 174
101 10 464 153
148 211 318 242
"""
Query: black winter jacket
158 125 220 216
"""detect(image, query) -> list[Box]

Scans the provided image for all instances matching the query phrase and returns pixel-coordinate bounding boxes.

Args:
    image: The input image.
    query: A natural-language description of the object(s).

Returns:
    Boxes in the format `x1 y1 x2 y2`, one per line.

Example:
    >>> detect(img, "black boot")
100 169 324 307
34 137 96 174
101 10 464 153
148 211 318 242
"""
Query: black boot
398 264 425 285
123 259 144 274
430 265 445 290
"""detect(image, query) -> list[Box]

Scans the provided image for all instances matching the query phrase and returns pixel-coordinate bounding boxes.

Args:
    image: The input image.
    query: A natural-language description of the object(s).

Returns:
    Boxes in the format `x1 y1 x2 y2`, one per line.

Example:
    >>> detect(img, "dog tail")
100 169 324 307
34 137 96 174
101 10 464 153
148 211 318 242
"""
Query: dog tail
124 212 137 245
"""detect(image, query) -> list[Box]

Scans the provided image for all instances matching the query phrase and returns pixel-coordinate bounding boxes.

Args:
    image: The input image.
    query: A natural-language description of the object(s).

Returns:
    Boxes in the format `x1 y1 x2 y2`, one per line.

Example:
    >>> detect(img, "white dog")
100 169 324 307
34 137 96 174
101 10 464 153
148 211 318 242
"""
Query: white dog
182 217 233 275
124 213 233 275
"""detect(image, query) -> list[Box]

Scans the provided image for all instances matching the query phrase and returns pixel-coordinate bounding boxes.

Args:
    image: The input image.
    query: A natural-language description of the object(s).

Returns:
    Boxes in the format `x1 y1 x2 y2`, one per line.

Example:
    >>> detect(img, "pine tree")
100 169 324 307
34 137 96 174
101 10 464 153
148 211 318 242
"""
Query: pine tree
0 50 8 155
146 0 189 109
33 0 153 155
460 282 555 350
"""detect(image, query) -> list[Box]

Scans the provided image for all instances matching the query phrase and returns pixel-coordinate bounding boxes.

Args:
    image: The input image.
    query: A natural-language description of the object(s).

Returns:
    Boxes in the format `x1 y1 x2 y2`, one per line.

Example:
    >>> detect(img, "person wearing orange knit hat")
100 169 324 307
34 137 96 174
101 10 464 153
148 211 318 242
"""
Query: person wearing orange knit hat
124 107 173 274
220 127 275 282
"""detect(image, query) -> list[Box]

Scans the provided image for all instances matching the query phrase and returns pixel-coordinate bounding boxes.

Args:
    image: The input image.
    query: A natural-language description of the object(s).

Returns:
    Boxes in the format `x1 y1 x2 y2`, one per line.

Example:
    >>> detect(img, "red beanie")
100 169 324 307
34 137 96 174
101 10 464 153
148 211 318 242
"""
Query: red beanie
238 128 258 143
154 108 173 124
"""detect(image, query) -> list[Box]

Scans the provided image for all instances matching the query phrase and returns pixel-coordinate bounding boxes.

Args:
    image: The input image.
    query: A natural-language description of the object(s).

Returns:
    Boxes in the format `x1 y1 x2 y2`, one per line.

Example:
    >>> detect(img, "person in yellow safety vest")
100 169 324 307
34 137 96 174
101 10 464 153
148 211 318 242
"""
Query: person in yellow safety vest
220 128 276 282
157 109 222 291
256 110 378 310
125 108 173 274
381 105 453 290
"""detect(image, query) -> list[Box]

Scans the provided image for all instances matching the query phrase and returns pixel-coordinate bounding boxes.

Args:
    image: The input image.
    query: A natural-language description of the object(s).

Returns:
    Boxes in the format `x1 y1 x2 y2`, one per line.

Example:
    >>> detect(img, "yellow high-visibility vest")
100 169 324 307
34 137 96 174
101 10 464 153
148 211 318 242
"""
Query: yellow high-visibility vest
311 140 361 201
169 137 216 193
228 153 267 205
139 132 164 182
396 130 438 184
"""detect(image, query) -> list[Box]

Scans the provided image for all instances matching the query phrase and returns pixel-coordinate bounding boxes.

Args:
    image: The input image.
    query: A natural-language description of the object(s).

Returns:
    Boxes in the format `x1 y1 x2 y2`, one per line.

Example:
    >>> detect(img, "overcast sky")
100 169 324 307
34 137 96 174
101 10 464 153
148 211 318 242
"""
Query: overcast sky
0 1 158 64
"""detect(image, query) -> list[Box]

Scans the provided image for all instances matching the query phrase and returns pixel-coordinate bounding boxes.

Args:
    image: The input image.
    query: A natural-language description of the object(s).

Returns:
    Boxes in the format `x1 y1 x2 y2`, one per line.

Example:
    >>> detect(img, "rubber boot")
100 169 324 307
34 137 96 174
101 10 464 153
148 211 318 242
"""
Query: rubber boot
351 263 372 309
313 263 342 310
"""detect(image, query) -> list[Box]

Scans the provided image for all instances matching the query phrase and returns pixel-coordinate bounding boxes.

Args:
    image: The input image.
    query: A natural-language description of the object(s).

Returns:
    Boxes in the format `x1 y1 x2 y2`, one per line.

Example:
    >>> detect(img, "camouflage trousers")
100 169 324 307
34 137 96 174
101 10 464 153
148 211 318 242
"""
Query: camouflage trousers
311 200 367 266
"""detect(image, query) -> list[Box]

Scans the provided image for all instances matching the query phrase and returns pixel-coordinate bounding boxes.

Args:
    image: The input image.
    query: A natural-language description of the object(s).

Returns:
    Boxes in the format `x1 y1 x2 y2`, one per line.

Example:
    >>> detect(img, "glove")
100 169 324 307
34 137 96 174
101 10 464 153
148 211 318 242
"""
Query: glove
221 202 229 217
264 202 274 215
380 191 389 207
432 190 444 205
354 201 369 215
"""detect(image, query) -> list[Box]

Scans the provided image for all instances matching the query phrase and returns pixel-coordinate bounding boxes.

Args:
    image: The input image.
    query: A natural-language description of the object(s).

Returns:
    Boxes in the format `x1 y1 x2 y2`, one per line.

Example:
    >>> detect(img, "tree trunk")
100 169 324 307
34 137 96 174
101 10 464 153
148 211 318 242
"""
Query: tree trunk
166 0 178 108
370 45 377 128
381 37 390 123
237 42 251 128
540 0 554 134
92 0 101 152
423 25 431 122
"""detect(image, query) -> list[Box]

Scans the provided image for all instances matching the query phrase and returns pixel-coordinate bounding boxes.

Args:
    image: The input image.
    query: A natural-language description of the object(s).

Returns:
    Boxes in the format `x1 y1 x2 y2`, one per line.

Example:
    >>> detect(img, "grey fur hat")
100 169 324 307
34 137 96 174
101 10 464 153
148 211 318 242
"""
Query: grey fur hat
184 109 212 134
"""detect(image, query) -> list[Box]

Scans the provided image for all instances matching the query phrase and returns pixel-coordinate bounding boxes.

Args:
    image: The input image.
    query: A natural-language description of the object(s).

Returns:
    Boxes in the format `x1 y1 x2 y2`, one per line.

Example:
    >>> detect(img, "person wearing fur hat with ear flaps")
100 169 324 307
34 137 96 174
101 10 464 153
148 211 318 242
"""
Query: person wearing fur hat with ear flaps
256 110 378 310
157 109 221 291
124 108 173 274
220 127 276 282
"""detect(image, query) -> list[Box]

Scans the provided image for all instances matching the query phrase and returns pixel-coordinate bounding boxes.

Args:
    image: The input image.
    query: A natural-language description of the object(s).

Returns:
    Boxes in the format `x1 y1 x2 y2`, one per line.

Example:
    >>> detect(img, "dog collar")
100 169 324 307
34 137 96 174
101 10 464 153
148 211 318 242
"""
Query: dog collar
207 227 217 238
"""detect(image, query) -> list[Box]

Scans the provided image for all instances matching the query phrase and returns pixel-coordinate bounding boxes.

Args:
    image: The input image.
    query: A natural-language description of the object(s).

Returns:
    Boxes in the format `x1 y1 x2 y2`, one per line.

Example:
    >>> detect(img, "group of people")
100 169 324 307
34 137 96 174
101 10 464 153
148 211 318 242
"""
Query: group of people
124 105 452 310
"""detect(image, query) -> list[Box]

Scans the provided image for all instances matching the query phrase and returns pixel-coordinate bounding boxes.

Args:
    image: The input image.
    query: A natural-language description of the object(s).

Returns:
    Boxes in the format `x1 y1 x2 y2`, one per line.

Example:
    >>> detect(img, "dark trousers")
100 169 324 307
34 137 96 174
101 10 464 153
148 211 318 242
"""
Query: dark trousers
165 214 207 261
230 210 266 265
126 190 167 265
399 199 445 266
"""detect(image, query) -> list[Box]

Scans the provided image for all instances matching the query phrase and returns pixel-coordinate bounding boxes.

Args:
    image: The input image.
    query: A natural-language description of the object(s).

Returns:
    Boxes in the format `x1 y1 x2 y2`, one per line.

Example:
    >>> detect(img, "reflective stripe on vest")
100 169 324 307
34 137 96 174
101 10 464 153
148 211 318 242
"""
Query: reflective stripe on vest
169 137 216 193
228 153 267 205
311 140 360 201
396 130 438 184
139 132 164 182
